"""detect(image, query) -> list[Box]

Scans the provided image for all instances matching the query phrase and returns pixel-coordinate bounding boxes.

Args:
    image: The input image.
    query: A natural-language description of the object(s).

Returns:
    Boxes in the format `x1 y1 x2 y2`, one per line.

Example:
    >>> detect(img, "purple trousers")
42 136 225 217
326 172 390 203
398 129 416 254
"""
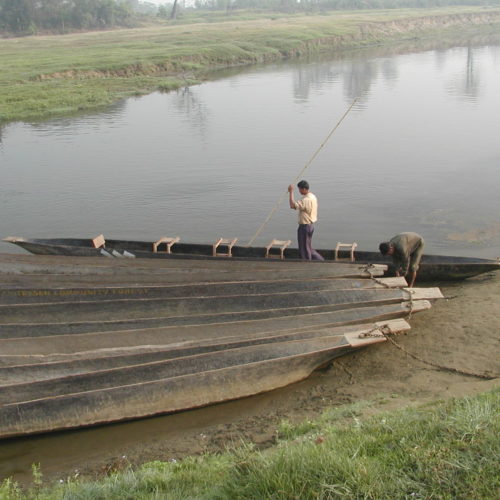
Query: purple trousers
297 224 324 261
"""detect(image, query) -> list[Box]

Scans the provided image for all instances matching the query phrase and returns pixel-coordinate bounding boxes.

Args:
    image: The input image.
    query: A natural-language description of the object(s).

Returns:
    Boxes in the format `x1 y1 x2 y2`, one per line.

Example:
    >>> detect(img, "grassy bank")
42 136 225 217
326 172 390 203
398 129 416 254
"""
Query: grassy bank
1 7 500 124
1 389 498 499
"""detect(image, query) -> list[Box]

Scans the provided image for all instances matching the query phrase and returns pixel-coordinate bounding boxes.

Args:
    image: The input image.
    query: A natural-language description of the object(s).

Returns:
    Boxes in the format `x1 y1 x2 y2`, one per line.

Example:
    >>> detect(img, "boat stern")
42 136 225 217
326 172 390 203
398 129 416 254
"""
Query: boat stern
3 236 26 243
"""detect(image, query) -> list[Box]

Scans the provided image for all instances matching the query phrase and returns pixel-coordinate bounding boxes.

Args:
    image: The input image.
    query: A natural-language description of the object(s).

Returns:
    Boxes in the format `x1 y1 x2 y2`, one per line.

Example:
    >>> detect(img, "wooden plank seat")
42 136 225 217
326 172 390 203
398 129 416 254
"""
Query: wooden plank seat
213 238 237 257
153 236 180 254
335 242 358 262
91 234 106 249
265 239 292 259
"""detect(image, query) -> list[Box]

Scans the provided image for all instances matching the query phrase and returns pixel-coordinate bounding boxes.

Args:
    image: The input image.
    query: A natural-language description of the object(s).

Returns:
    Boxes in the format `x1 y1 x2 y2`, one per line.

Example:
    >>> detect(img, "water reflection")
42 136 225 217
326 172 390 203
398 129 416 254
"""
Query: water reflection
171 86 210 140
464 46 479 98
292 63 340 102
444 45 484 102
286 30 500 107
290 54 397 107
229 37 498 117
26 100 128 136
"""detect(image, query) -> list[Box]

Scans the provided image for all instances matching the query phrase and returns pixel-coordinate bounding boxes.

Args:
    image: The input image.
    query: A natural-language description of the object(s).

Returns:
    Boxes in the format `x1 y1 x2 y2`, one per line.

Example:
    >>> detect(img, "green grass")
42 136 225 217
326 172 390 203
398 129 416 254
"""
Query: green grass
1 389 498 499
1 7 500 123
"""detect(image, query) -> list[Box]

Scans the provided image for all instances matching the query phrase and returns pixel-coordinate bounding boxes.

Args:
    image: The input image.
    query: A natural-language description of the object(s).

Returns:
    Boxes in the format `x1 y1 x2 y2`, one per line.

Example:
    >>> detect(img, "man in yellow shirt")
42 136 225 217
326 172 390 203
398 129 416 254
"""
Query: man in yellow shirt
288 180 325 261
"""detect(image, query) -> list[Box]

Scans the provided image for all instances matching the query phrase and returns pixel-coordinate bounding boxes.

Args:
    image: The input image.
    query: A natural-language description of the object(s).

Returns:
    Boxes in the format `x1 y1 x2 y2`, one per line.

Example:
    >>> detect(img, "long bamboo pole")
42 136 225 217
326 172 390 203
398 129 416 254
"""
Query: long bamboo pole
246 98 359 247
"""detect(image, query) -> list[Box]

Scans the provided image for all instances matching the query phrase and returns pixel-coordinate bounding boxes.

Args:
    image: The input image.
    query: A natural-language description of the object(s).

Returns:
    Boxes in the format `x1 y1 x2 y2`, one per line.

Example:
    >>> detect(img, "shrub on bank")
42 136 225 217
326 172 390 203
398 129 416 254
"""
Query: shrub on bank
1 388 498 499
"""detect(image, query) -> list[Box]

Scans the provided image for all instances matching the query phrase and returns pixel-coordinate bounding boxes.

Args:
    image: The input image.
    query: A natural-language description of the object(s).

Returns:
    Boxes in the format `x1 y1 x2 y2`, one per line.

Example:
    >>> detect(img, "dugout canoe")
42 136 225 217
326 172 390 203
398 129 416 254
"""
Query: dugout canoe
0 319 411 439
4 236 499 281
0 252 443 438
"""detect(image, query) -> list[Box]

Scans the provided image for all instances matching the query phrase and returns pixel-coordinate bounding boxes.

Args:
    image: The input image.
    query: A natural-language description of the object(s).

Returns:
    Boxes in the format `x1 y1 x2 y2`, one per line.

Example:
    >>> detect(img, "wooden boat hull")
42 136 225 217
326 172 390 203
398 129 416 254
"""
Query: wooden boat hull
0 301 431 359
4 236 499 281
0 253 441 439
0 323 404 439
0 288 433 324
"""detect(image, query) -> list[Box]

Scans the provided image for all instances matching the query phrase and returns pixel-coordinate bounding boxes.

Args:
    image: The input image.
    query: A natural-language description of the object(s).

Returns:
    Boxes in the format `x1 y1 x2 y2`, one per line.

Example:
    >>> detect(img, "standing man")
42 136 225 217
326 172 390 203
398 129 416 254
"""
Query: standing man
379 232 425 287
288 180 325 261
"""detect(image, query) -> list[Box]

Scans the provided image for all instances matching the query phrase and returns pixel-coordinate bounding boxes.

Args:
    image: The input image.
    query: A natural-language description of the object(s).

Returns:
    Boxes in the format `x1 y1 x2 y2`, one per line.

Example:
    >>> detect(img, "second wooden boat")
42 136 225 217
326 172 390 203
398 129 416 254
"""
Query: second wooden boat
4 236 498 281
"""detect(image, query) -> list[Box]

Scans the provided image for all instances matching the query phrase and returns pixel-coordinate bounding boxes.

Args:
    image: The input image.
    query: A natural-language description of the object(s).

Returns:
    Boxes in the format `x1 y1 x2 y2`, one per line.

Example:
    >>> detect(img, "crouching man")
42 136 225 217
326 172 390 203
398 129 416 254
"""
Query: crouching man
379 232 425 287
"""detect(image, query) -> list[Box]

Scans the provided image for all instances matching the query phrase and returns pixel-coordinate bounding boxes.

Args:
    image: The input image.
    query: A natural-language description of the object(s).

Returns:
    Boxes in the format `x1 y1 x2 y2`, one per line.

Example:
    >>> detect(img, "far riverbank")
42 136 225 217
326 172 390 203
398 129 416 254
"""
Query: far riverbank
1 7 500 123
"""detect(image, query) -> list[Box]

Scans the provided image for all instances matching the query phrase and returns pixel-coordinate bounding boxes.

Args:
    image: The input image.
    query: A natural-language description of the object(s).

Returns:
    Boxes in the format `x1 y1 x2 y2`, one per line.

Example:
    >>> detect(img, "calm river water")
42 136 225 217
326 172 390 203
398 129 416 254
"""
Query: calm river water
1 39 500 258
1 36 500 484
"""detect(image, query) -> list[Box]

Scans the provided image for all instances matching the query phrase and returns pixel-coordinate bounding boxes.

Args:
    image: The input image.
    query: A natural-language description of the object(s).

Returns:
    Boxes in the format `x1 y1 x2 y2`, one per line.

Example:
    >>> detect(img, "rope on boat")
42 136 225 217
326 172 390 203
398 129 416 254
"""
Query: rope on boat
246 98 359 247
383 333 497 380
406 288 415 320
371 277 392 288
358 327 384 338
363 263 376 275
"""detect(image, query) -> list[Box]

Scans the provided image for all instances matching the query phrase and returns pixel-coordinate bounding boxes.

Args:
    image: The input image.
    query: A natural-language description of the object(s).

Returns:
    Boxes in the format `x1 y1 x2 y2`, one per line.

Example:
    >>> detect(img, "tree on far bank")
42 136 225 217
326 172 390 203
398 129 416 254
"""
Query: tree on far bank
0 0 35 33
171 0 179 19
0 0 133 34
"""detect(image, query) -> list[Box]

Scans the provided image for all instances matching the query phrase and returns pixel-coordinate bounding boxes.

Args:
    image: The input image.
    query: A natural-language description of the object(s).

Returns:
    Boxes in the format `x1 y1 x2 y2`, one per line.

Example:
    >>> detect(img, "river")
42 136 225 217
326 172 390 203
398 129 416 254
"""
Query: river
1 36 500 484
1 38 500 258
